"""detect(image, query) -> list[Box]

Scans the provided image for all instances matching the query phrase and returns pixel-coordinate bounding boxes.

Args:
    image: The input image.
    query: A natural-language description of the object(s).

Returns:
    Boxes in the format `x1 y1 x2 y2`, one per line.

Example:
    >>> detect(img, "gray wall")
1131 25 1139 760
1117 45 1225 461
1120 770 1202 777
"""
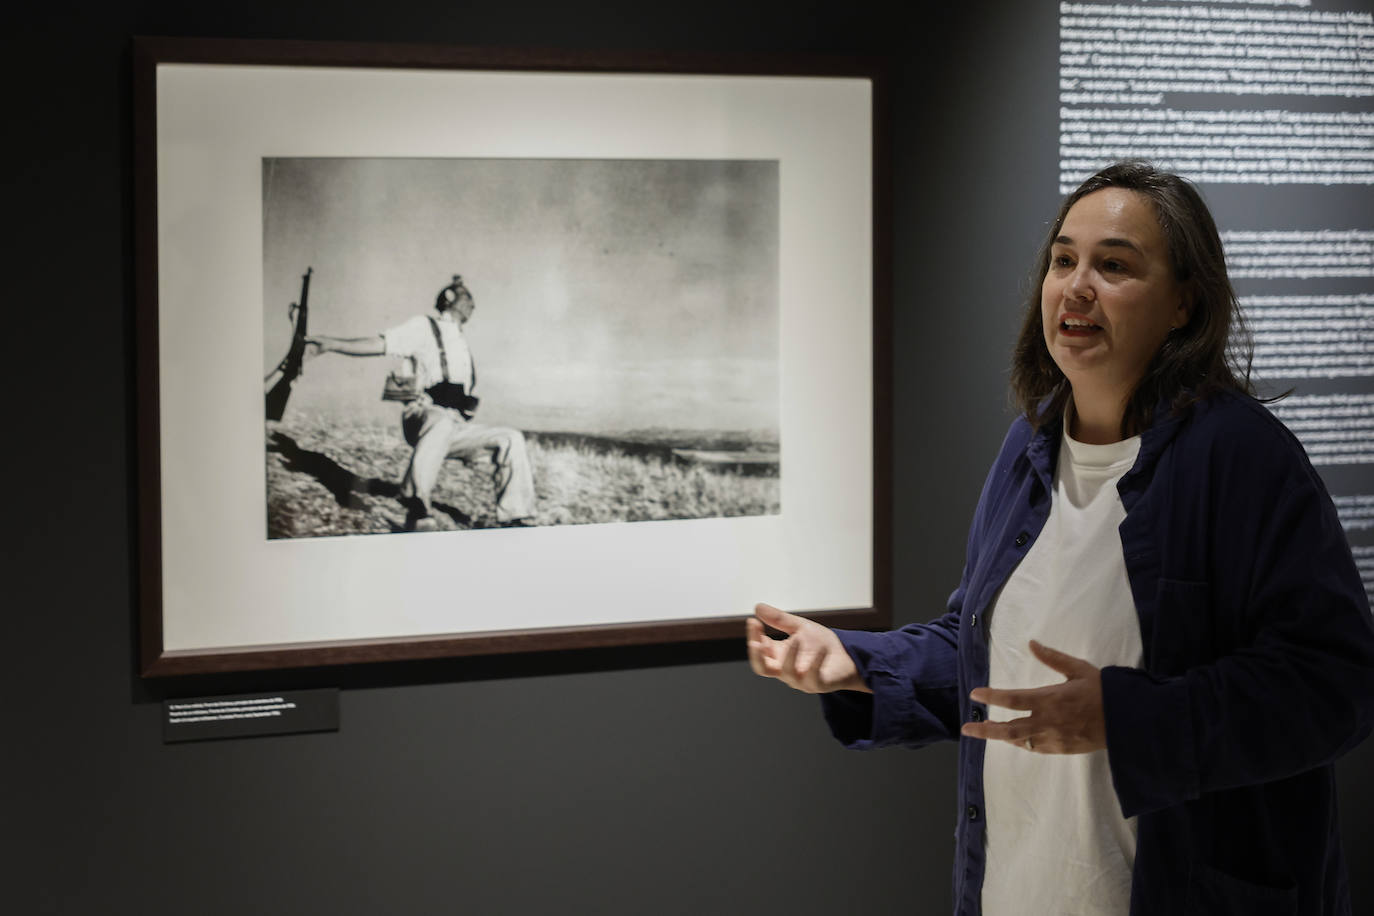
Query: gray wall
10 3 1374 913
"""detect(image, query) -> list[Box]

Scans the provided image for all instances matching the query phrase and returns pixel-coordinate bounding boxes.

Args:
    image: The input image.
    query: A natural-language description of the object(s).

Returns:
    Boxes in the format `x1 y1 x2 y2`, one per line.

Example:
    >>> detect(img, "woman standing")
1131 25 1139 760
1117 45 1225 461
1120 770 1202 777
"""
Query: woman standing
747 162 1374 914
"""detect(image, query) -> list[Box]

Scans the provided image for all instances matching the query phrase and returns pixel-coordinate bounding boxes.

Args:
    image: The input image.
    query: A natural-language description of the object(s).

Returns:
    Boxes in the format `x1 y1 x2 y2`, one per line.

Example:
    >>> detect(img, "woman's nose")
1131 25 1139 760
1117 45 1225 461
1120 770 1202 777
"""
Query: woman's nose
1067 264 1095 301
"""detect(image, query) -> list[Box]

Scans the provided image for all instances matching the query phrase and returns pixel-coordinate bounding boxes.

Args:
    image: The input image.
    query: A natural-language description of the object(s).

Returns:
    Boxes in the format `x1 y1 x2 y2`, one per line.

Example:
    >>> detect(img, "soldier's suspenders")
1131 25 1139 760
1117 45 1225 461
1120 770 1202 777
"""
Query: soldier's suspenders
426 316 476 392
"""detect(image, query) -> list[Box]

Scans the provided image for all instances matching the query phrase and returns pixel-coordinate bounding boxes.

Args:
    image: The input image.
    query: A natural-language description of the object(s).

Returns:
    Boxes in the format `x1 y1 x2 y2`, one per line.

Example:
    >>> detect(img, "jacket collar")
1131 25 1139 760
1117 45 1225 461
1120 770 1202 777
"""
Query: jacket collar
1023 392 1194 496
1024 408 1061 494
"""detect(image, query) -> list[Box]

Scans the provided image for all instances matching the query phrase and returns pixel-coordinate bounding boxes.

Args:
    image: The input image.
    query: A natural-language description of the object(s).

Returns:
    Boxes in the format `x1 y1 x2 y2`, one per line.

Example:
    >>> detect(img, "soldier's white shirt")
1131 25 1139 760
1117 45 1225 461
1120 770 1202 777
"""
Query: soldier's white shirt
381 313 474 392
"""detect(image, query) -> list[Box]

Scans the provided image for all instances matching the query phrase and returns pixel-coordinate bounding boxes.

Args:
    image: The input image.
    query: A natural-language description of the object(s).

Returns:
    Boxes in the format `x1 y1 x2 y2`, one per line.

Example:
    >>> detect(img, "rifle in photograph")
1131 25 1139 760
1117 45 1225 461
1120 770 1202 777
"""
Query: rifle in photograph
264 266 313 422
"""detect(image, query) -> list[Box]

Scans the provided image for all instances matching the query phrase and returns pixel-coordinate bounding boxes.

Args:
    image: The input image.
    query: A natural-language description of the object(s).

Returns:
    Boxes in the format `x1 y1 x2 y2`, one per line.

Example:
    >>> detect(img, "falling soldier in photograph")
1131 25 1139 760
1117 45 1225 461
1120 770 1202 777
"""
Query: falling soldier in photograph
306 275 536 530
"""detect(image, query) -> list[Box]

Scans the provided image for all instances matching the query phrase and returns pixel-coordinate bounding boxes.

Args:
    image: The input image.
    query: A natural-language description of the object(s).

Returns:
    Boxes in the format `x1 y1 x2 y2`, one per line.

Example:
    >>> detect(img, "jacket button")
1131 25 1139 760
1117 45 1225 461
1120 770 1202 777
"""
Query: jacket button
967 805 980 821
971 708 983 722
969 613 977 628
1014 531 1029 547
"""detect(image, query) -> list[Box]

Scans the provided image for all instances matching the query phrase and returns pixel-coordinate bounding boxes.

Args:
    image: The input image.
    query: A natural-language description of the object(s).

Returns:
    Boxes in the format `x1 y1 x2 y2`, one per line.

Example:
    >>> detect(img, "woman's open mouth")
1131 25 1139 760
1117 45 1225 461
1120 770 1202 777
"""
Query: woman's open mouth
1060 316 1102 336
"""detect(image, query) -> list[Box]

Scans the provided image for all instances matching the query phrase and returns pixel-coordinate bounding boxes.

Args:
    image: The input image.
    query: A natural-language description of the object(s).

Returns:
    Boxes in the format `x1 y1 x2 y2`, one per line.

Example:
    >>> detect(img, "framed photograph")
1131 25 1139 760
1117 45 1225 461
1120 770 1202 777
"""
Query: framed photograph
133 37 890 676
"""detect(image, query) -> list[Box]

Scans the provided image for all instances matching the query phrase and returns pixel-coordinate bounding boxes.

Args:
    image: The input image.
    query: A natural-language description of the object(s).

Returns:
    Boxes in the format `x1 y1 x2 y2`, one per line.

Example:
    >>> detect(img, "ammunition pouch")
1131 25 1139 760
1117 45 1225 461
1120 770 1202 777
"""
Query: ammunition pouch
427 381 479 414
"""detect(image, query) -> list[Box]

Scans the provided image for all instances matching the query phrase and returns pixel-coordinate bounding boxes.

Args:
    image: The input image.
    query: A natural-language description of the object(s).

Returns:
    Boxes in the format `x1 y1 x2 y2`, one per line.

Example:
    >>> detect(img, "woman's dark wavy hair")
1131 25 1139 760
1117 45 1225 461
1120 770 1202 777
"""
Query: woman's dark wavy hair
1010 160 1256 437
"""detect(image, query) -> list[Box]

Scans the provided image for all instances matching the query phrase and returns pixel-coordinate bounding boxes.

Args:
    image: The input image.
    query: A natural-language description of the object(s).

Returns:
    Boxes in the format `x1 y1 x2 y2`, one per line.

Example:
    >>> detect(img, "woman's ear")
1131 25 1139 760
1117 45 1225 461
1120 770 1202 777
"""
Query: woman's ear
1174 288 1194 330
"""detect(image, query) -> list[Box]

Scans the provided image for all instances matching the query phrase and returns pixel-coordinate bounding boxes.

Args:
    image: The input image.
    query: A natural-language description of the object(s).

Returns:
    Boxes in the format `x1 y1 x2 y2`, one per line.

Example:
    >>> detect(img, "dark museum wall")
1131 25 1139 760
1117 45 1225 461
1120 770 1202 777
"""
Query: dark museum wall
9 2 1374 914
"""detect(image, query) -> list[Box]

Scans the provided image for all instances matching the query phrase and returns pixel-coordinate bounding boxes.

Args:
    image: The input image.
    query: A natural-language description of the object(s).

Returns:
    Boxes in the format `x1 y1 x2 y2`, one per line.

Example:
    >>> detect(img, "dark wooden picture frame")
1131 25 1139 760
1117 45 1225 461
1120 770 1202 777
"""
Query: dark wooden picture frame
133 36 891 676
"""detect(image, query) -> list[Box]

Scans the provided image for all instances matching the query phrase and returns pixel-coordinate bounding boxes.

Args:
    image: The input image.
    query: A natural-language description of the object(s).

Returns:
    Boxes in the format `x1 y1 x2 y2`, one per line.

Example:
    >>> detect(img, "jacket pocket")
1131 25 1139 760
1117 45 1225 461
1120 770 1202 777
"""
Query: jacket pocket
1186 861 1297 916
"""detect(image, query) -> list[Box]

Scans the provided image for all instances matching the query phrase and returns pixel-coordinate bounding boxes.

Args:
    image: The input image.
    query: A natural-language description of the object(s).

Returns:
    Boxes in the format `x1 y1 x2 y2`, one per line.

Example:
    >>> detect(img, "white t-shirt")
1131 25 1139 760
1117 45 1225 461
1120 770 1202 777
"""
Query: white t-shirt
381 314 474 393
980 420 1144 916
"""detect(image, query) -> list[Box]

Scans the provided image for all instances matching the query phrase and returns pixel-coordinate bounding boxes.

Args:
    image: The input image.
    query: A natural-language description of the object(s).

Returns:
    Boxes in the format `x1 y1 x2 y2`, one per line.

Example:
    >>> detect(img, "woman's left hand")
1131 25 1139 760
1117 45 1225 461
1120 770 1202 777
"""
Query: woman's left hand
961 640 1107 754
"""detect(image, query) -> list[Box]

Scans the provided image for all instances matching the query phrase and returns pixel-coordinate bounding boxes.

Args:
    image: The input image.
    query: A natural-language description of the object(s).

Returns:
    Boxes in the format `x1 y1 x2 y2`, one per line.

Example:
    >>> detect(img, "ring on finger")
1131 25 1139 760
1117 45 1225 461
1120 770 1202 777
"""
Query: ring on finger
1024 737 1034 751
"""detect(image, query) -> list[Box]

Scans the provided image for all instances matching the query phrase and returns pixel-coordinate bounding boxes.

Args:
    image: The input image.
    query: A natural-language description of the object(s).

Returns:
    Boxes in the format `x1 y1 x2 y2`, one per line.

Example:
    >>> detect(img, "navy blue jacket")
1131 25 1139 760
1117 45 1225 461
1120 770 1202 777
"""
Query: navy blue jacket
822 391 1374 915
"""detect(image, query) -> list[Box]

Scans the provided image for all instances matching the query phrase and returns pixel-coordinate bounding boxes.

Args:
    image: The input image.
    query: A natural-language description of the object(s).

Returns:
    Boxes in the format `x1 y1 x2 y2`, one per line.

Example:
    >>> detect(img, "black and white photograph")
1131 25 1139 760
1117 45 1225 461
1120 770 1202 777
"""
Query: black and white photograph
262 157 781 538
138 47 876 669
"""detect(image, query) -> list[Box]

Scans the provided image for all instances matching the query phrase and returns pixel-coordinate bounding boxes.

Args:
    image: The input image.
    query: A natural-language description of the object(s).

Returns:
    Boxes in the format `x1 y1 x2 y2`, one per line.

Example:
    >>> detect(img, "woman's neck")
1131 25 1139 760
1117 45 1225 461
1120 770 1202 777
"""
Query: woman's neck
1067 387 1130 444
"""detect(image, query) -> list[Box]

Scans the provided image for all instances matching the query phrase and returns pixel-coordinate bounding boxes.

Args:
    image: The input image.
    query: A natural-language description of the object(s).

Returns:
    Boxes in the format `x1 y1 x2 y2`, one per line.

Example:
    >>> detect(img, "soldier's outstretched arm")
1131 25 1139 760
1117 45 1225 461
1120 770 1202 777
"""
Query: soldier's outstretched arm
306 335 385 358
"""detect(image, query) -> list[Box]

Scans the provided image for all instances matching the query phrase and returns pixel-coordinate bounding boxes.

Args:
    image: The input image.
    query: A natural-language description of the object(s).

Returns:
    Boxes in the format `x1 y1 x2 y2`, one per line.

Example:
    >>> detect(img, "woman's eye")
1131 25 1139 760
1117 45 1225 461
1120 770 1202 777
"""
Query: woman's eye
1052 254 1073 268
1102 260 1125 272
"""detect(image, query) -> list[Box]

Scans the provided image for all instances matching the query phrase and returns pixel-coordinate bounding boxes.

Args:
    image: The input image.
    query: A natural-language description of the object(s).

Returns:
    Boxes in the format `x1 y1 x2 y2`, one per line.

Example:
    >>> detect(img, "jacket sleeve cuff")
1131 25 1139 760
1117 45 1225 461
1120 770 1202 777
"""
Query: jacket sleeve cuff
819 629 926 750
1102 664 1201 817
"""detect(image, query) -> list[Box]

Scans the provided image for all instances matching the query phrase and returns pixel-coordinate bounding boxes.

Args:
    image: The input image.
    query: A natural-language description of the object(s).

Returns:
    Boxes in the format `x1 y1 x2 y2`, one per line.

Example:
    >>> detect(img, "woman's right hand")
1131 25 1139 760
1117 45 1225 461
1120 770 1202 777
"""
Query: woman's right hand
746 603 870 694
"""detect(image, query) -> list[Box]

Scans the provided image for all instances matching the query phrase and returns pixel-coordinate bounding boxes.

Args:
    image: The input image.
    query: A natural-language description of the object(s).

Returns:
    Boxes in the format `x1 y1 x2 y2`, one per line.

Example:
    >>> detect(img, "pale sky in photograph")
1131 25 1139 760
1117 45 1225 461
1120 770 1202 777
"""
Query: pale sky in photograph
262 157 778 432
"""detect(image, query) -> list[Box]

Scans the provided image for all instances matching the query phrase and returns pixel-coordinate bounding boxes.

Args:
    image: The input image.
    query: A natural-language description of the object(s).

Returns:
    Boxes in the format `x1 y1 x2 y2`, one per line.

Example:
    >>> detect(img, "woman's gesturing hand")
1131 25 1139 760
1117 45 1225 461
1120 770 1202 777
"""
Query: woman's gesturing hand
746 603 871 694
960 640 1106 754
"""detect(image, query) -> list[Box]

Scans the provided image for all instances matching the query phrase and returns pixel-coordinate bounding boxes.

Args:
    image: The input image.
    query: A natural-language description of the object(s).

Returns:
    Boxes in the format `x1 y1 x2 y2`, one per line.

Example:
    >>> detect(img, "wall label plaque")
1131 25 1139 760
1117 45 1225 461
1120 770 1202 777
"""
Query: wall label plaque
162 688 339 743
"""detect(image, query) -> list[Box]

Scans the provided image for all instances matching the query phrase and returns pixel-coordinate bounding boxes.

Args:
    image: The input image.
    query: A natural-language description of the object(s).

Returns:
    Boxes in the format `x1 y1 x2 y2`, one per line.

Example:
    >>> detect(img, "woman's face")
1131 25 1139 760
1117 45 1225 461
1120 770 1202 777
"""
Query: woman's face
1041 187 1191 397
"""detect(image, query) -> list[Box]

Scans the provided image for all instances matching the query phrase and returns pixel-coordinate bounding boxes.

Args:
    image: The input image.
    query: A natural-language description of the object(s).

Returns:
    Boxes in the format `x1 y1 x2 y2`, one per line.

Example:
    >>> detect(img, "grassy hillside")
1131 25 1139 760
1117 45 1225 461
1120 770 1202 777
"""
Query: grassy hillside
266 412 780 538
